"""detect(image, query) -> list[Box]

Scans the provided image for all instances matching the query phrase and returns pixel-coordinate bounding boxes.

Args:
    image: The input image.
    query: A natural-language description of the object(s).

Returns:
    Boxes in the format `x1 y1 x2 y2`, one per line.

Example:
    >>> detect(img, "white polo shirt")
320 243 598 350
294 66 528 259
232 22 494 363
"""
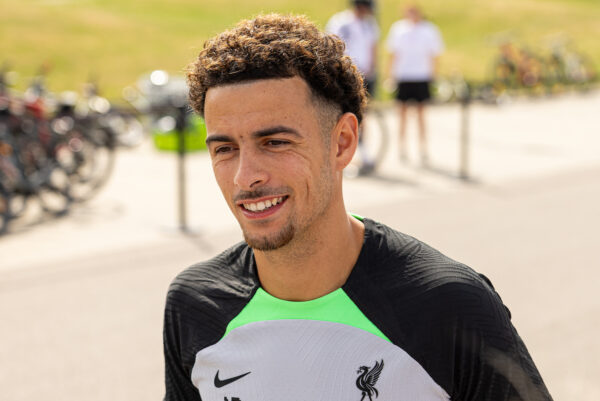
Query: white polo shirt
386 19 444 82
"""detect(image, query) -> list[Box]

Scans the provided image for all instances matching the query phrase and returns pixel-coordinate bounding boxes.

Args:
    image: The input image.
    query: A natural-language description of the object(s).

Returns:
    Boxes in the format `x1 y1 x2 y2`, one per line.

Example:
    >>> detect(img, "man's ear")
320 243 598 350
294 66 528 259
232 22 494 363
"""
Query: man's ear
332 112 359 171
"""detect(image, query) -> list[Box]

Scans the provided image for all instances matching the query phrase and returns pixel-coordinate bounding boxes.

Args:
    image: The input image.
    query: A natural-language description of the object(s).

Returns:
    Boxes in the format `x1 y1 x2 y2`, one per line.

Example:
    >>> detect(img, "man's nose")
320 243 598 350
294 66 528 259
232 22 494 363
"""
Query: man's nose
233 148 268 190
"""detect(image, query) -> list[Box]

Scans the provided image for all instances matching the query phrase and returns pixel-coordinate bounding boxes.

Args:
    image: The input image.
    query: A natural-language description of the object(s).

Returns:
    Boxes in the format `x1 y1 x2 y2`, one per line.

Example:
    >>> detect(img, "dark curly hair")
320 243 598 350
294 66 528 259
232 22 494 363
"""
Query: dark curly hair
186 13 367 123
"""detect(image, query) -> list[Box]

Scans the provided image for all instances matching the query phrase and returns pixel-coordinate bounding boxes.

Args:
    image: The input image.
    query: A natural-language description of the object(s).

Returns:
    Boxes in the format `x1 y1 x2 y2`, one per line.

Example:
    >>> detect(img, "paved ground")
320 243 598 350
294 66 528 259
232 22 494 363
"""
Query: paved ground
1 90 599 400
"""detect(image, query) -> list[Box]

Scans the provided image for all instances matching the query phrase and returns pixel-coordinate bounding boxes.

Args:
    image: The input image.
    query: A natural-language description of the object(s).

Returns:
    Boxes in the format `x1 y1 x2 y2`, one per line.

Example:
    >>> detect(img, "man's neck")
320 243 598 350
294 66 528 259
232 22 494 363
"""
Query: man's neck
253 211 365 302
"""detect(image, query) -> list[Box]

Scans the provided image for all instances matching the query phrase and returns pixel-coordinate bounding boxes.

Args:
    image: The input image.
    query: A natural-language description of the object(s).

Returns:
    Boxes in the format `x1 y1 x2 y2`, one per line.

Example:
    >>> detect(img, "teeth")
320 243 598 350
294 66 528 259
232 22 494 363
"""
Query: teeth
243 197 283 212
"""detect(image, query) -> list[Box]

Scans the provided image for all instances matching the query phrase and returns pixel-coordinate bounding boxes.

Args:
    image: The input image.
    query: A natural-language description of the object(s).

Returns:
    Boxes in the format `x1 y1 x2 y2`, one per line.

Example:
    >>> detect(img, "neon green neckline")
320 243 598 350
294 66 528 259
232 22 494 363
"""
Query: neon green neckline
351 213 365 221
224 288 390 342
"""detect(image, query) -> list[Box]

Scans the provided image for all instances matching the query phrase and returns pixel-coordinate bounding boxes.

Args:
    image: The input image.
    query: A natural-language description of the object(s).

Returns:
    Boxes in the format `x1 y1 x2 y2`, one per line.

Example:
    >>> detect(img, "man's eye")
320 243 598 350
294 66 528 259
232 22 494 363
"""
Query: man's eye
266 139 289 147
214 145 234 154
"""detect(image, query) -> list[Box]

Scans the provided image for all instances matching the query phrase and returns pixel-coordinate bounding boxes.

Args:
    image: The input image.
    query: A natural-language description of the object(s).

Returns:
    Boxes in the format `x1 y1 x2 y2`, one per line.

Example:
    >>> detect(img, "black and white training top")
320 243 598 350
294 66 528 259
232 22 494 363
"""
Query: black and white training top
163 217 553 401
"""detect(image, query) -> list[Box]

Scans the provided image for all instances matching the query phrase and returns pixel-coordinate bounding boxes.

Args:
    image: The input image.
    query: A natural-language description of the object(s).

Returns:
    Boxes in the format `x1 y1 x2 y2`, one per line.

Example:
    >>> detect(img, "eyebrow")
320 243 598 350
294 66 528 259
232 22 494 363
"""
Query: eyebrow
205 125 301 146
253 125 301 138
205 134 231 146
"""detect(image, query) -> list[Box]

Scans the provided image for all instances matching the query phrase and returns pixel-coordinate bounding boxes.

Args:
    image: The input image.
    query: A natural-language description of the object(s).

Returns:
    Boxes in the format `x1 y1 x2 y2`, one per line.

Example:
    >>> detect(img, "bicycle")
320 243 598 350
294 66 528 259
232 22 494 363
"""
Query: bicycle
8 71 74 216
542 35 596 92
82 82 146 149
0 67 120 235
2 105 73 217
51 90 117 202
489 41 546 97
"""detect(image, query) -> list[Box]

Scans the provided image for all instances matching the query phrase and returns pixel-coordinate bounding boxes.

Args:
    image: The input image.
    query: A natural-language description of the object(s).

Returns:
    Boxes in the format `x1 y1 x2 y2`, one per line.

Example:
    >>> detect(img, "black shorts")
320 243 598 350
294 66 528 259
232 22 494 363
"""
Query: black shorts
395 81 431 103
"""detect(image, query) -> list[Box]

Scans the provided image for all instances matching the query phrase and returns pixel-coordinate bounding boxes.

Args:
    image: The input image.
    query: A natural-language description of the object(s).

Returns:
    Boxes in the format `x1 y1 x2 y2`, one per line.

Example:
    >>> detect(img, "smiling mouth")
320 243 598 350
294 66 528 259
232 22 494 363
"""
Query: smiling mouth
241 196 286 212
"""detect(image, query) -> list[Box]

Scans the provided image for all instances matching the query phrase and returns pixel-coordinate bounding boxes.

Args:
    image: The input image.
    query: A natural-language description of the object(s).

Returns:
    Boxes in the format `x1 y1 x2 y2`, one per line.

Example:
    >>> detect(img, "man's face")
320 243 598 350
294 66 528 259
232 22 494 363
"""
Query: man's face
204 77 337 251
355 3 373 18
405 7 421 22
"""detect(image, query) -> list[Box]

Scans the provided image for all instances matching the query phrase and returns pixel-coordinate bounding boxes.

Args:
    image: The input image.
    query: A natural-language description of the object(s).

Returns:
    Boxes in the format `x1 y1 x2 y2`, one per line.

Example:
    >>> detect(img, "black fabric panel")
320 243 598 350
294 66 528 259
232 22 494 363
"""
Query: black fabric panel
163 242 259 401
343 218 553 401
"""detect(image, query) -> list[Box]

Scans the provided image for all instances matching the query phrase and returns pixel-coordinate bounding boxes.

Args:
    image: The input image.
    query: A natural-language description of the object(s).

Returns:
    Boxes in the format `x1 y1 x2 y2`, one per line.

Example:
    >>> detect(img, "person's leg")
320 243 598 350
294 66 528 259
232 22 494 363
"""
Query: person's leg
416 102 427 165
415 81 432 166
395 82 410 162
398 102 408 161
354 78 377 175
357 125 375 174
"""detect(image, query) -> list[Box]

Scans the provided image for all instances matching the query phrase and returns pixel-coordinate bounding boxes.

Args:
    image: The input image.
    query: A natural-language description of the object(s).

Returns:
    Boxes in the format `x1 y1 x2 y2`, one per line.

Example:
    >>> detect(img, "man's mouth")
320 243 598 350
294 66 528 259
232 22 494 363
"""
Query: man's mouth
241 196 285 212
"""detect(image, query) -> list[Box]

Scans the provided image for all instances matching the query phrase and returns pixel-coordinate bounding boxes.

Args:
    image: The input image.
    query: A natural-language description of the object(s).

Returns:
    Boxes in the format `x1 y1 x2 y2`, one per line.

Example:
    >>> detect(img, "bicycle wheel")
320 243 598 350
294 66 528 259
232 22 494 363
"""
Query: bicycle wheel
36 164 72 215
61 125 116 202
8 125 71 216
346 105 389 177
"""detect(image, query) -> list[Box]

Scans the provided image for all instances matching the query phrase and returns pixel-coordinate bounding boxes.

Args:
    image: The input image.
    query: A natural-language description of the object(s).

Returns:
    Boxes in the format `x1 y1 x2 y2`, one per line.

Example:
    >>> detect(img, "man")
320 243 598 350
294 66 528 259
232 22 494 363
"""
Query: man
386 5 443 165
326 0 380 175
326 0 379 96
164 14 553 401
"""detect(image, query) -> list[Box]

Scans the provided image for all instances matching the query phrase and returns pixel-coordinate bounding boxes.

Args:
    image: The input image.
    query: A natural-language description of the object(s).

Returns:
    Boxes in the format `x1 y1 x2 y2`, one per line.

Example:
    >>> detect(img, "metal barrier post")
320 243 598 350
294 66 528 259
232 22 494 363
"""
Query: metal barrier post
175 105 188 232
458 82 471 180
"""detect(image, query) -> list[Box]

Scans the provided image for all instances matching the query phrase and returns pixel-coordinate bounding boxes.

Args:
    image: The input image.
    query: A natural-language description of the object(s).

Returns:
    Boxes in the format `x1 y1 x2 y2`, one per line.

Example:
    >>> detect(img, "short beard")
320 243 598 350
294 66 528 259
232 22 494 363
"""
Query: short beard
243 221 295 251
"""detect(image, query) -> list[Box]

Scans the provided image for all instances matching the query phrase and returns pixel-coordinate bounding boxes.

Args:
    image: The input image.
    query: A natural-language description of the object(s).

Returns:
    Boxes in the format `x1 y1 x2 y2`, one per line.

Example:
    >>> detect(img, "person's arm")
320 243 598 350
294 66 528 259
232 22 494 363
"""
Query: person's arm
163 291 202 401
430 23 444 81
382 51 398 94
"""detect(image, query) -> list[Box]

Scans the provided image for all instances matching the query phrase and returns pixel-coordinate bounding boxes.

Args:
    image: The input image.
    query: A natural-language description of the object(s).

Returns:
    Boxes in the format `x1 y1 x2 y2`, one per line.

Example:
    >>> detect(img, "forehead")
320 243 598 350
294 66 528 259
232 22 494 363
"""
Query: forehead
204 77 316 126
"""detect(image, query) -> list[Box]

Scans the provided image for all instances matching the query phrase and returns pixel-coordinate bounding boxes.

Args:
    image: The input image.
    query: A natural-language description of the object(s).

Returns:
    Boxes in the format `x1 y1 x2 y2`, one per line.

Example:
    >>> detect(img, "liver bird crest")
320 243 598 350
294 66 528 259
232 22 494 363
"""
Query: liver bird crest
356 359 385 401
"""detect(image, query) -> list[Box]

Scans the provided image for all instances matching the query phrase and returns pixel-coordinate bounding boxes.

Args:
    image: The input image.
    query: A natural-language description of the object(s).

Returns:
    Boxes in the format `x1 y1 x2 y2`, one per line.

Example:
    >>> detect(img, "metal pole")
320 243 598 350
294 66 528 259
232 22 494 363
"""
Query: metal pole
458 82 471 180
176 106 188 232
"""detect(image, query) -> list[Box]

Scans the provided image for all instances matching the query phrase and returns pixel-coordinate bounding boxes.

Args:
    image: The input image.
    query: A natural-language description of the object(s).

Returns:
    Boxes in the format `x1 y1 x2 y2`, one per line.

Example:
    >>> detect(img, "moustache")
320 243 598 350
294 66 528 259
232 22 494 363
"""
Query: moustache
233 187 290 203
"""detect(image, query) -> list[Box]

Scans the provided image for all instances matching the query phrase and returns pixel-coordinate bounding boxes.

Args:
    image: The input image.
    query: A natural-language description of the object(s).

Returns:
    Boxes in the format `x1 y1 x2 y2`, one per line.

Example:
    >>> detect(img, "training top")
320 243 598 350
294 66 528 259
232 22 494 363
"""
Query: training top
163 217 553 401
386 19 444 82
326 10 379 78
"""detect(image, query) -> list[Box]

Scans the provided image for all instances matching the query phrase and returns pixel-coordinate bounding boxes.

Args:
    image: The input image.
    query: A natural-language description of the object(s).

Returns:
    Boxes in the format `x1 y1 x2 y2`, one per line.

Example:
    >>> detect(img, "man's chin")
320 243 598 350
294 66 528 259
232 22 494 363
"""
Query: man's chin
243 225 295 251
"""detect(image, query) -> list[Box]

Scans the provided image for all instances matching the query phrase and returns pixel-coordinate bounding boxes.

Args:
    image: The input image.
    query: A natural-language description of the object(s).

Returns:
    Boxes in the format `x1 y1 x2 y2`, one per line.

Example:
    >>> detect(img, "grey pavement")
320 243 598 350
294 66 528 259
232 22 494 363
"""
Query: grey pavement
1 90 599 400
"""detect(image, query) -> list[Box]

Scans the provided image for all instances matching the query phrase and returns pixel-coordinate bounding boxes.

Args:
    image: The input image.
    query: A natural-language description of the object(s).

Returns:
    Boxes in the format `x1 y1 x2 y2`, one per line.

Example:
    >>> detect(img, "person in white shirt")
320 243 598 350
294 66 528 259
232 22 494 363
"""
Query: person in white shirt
386 5 443 164
326 0 380 97
327 0 380 174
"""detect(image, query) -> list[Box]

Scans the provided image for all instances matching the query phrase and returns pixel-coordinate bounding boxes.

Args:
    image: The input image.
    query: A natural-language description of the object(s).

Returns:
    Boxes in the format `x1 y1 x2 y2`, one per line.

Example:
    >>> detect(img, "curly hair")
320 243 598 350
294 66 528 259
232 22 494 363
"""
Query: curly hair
186 13 367 123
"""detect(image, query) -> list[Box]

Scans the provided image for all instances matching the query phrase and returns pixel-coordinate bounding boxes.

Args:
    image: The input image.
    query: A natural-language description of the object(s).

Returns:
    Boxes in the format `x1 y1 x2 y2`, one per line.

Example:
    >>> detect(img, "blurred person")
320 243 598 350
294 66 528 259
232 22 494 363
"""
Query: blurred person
386 4 443 165
326 0 379 96
326 0 379 174
163 13 553 401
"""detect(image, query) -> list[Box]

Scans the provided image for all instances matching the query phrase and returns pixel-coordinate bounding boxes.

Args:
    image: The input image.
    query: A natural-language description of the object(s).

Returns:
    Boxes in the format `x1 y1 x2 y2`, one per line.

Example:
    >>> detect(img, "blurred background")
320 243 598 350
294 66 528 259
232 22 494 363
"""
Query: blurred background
1 0 599 400
1 0 599 97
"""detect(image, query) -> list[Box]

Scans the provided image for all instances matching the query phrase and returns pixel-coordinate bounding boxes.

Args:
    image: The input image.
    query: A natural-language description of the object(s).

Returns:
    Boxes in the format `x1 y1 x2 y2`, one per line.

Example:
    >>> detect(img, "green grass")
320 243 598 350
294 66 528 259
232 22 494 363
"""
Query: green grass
1 0 599 99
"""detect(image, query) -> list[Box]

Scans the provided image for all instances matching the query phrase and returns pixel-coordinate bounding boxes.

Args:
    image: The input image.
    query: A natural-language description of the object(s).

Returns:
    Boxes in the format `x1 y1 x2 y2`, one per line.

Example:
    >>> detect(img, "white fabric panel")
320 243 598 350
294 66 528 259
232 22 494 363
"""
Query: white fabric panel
192 319 449 401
